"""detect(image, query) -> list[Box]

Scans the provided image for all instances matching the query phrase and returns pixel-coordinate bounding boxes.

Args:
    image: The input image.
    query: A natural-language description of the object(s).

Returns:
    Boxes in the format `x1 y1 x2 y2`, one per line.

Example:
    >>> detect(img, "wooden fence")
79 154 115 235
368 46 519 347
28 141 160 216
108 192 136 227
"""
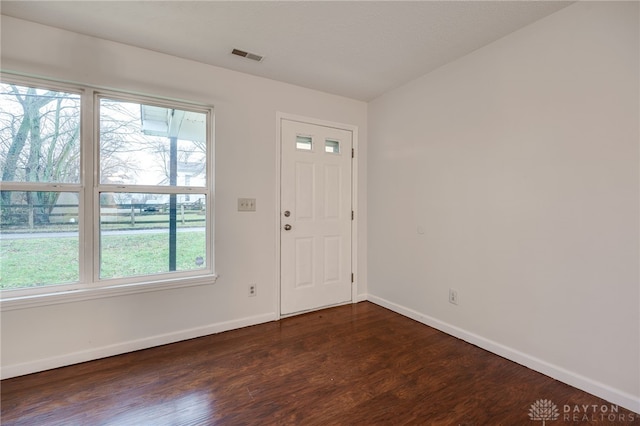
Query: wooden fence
0 203 205 229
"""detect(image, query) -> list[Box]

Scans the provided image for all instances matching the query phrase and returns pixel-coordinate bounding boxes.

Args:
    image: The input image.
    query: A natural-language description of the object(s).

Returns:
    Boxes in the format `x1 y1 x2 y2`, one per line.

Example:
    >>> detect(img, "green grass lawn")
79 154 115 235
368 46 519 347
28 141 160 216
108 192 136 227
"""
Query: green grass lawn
0 237 79 288
0 231 206 290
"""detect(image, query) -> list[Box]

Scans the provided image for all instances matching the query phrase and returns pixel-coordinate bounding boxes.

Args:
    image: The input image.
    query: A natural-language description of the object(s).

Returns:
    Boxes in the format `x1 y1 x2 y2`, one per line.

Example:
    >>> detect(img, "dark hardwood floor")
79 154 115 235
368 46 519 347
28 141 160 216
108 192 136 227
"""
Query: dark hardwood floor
1 301 637 425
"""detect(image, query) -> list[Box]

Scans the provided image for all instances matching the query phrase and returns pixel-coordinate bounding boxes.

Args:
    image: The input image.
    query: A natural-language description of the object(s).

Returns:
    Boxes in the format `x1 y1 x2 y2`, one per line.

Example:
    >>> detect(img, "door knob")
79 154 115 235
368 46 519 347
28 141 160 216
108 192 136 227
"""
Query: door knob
284 224 292 231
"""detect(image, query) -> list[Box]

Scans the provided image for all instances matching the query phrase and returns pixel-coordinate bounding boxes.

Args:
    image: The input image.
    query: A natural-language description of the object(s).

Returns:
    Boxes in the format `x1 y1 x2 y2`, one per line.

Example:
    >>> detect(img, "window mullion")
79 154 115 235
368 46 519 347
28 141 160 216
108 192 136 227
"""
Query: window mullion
97 185 205 194
0 183 82 192
80 89 96 286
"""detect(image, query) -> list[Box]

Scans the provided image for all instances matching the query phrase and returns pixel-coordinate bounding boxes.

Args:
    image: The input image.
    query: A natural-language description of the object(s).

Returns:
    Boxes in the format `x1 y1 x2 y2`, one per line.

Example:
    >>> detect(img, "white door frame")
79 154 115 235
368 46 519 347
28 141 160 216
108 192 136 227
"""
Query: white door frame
275 112 359 318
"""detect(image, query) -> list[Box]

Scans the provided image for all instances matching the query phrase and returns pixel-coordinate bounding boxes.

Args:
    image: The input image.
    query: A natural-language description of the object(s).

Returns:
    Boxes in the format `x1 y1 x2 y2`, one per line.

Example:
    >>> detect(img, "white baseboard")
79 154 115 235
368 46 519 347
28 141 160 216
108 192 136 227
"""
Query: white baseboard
1 312 277 380
366 294 640 414
355 293 369 303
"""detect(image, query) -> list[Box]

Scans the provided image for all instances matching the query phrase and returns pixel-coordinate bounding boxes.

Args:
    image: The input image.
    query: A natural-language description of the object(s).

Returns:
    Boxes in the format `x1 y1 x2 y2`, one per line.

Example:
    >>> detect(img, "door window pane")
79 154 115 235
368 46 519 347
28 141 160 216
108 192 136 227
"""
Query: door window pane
325 139 340 154
99 192 207 279
0 191 79 289
296 135 312 151
0 83 81 184
99 99 207 187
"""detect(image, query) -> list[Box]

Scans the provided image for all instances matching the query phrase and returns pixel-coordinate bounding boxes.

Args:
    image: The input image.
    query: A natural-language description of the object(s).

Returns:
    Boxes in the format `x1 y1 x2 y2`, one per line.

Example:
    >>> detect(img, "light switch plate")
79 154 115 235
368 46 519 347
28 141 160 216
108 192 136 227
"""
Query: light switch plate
238 198 256 212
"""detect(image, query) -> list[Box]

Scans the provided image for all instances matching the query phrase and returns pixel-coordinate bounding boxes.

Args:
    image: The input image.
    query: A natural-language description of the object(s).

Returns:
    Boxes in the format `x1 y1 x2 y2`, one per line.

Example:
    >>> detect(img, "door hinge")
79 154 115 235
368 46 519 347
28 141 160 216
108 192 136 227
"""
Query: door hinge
352 148 354 158
351 210 354 220
351 273 354 283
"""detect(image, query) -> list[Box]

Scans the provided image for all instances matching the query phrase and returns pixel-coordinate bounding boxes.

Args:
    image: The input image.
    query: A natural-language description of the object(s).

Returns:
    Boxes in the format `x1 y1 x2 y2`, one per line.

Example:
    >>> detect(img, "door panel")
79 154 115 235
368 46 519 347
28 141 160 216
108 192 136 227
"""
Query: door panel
281 119 352 315
324 164 341 219
295 162 315 220
323 236 341 283
294 237 314 288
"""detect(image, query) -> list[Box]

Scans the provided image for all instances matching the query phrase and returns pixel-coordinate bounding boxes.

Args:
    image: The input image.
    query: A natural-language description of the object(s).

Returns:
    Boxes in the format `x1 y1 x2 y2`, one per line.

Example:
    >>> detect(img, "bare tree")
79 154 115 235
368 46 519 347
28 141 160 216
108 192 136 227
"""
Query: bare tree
0 84 136 223
98 100 145 184
0 85 80 224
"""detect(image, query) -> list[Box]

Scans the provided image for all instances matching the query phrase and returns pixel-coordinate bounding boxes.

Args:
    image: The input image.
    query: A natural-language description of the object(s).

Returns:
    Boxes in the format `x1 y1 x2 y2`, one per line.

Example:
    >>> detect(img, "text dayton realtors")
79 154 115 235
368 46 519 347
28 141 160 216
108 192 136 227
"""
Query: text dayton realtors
562 404 635 423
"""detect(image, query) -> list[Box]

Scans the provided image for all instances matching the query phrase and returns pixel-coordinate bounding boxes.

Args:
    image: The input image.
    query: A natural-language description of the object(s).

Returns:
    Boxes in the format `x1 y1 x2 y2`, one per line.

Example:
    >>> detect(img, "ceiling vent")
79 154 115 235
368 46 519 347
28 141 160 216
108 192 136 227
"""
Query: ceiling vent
231 48 264 62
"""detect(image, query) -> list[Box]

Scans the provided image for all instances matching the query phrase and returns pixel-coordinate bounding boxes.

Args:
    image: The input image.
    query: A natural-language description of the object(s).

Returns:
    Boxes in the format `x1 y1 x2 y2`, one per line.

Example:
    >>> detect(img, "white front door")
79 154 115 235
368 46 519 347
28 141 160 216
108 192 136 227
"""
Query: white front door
280 118 353 316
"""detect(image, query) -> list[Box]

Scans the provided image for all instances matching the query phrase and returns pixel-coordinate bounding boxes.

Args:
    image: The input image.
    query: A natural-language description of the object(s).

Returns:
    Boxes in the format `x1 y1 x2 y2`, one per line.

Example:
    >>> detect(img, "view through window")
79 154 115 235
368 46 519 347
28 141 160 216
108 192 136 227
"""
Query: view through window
0 80 213 294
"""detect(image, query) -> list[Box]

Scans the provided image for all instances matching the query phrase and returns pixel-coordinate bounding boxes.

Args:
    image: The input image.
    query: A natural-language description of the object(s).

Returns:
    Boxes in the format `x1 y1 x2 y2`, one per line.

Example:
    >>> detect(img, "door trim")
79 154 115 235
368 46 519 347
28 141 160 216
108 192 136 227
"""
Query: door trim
275 112 359 319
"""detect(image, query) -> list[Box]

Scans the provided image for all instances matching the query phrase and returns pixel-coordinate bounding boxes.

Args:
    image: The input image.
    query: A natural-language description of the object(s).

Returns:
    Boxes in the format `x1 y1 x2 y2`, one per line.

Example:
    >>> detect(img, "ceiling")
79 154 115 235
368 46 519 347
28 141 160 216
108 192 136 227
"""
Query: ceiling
1 1 573 101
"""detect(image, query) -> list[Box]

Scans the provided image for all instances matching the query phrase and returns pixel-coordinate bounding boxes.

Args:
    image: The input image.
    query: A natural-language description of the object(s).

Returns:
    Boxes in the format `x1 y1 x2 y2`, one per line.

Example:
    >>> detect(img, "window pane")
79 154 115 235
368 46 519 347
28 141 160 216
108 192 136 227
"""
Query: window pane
296 135 312 151
99 192 207 279
0 191 79 289
0 84 81 184
325 139 340 154
99 98 207 187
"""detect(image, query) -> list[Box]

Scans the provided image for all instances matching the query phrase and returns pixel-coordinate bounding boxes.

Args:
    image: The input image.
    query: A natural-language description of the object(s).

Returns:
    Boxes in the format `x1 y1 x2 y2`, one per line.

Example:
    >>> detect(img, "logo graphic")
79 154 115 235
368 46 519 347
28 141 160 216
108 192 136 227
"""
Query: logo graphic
529 399 560 425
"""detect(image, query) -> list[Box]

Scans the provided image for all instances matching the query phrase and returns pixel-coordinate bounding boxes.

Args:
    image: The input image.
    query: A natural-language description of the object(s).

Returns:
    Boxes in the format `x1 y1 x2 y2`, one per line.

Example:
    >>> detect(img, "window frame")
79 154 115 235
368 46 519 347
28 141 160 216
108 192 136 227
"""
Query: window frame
0 74 216 309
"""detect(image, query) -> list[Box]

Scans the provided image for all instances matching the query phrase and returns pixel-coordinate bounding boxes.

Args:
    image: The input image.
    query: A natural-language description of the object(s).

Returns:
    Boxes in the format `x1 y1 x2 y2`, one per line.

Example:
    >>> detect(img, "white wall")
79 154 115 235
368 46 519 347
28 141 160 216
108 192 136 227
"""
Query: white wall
0 16 367 377
368 1 639 412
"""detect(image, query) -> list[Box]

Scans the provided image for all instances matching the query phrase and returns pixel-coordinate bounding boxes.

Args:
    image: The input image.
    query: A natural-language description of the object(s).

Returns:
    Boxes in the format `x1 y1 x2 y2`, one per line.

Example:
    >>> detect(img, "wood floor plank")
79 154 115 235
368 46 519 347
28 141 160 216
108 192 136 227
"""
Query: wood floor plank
1 301 637 425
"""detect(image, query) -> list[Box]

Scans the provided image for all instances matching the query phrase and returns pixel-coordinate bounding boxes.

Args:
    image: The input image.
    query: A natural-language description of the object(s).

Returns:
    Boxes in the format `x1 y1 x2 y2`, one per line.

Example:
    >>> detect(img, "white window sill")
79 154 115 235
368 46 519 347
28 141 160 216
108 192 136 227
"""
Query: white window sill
0 274 218 312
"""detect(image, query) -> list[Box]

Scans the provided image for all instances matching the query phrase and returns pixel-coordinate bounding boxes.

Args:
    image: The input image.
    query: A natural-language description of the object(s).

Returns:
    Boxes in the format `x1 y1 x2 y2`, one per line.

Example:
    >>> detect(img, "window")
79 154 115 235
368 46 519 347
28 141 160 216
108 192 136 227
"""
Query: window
0 78 214 299
296 135 312 151
325 139 340 154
